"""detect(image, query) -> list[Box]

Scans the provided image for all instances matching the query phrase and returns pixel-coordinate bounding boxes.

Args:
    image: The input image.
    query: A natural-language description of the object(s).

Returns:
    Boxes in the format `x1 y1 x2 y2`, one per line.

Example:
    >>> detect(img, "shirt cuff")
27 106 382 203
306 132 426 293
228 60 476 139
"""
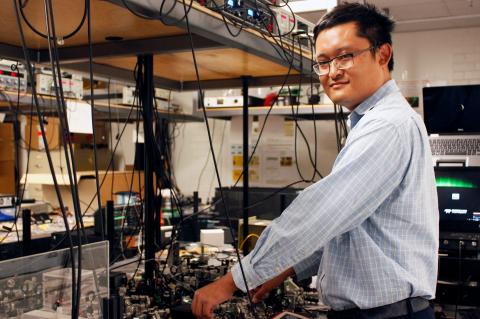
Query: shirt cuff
231 254 264 292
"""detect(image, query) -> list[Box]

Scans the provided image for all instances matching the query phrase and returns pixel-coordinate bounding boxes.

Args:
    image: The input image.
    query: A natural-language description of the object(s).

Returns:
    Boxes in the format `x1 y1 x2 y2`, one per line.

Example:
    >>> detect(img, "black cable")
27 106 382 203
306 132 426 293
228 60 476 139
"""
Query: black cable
181 1 256 315
207 0 246 38
158 0 195 27
196 120 216 192
18 0 87 40
230 61 294 189
86 0 105 242
12 1 78 318
286 36 323 181
12 63 22 242
109 86 143 265
207 120 228 200
333 103 341 152
306 35 321 179
43 1 82 316
255 0 297 38
454 241 462 319
46 96 138 251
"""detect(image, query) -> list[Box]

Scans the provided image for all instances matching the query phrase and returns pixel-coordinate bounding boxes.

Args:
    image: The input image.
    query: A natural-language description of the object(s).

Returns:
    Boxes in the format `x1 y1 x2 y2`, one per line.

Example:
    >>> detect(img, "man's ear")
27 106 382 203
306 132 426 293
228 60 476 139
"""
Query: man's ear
377 43 393 67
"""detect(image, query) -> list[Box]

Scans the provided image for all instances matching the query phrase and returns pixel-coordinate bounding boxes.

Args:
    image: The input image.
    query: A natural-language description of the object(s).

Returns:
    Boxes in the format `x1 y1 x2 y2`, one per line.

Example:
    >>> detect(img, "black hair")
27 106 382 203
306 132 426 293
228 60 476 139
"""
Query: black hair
313 2 395 71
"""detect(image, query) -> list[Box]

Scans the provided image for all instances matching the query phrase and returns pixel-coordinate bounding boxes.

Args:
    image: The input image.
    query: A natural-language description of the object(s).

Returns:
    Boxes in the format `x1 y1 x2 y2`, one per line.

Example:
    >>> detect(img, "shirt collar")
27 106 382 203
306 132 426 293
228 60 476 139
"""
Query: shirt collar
351 79 399 117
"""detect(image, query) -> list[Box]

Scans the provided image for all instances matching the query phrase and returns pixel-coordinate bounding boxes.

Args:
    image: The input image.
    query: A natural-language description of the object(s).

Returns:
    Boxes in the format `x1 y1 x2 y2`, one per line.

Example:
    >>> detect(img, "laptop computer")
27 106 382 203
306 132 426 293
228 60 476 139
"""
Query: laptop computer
423 84 480 167
435 166 480 236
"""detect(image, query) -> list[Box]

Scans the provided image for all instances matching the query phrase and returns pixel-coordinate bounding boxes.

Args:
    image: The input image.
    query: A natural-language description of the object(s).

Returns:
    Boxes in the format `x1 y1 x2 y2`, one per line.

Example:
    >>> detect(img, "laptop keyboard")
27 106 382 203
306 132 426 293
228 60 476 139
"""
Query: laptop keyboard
430 138 480 155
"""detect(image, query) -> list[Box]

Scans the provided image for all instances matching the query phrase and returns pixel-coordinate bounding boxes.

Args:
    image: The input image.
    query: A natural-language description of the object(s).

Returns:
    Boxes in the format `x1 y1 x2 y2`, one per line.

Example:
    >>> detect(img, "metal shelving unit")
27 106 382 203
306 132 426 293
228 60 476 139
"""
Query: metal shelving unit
200 104 349 120
0 0 318 290
0 90 202 122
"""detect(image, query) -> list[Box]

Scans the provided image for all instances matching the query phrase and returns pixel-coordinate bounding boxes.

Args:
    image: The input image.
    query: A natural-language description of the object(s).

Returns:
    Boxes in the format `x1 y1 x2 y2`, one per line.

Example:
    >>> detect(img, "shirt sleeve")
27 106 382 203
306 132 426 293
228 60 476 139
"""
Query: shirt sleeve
293 248 323 281
232 119 410 292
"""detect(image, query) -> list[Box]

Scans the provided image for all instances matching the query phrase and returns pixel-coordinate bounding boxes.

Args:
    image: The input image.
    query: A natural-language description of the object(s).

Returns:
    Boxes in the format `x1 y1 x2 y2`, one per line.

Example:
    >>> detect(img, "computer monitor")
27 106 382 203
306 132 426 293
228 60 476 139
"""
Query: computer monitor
423 84 480 134
435 167 480 233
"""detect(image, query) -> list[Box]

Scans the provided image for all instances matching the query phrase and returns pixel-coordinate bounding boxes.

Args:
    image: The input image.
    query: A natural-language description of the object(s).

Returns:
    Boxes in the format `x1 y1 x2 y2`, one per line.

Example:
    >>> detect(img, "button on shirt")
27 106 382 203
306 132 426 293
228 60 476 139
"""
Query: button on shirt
231 79 439 310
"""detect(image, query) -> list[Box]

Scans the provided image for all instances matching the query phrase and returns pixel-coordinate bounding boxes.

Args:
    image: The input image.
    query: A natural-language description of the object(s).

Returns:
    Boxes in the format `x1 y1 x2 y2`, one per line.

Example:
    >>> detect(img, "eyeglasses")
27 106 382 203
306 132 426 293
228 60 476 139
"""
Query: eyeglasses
313 46 376 76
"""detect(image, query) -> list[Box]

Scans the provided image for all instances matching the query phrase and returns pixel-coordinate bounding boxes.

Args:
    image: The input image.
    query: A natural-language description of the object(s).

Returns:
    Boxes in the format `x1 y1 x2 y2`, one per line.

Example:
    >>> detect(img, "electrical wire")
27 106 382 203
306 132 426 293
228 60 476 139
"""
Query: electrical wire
157 0 194 27
48 74 141 251
181 0 256 314
239 233 260 251
18 0 87 40
207 120 228 201
86 0 105 242
196 119 216 192
12 1 78 318
43 1 83 315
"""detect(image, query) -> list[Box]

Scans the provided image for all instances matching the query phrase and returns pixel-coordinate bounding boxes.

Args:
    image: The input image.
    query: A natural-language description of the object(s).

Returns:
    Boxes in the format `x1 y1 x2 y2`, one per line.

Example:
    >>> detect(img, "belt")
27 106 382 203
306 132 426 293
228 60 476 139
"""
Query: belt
327 297 431 319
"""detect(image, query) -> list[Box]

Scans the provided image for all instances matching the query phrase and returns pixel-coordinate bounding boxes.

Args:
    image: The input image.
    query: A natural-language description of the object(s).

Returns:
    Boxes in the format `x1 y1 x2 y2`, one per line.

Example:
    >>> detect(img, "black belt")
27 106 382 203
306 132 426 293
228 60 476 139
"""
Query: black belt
327 297 431 319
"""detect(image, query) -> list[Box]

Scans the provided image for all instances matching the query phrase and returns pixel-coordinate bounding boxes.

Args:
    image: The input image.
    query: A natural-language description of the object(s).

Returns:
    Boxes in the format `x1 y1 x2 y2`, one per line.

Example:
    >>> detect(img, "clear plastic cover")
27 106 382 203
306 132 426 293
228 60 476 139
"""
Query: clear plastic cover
0 241 109 318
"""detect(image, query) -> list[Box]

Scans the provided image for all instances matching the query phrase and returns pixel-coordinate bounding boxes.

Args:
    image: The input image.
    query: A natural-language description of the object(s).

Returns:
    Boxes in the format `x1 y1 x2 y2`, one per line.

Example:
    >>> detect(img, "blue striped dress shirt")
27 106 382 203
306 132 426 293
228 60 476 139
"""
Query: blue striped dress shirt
231 79 439 310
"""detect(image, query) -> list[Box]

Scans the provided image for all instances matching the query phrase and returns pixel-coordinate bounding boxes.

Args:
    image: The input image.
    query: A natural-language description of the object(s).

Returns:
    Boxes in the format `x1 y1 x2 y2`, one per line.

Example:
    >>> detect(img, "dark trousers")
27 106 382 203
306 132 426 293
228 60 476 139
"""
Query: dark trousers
327 303 435 319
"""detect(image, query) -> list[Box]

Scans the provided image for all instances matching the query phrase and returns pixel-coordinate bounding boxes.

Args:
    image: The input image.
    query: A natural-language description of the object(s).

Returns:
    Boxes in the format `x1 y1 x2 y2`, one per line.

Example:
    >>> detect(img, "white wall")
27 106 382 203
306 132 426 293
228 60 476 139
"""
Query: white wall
393 27 480 115
171 114 340 202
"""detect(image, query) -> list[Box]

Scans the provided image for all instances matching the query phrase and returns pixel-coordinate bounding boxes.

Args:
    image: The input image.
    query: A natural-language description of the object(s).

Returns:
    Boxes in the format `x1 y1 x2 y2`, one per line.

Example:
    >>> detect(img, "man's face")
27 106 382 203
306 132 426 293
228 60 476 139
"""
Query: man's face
315 22 387 110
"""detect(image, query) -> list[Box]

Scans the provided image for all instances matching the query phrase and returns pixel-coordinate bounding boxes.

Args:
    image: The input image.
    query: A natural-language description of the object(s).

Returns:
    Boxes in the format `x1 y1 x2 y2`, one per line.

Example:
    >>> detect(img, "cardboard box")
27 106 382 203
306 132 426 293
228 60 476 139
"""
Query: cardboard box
27 146 112 174
22 171 149 214
72 147 112 171
70 122 108 145
0 160 15 195
25 116 61 150
0 122 15 161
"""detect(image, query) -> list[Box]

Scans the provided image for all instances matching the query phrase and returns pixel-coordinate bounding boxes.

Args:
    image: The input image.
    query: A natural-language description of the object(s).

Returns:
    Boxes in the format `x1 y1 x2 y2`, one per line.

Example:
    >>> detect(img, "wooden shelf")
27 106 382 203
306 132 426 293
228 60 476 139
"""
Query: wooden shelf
0 90 202 122
0 0 314 90
0 0 185 49
199 104 349 120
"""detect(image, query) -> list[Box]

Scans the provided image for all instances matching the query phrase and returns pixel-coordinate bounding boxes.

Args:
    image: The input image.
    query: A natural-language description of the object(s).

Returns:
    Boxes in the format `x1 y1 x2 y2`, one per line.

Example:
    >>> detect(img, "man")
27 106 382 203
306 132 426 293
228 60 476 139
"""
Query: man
192 3 439 319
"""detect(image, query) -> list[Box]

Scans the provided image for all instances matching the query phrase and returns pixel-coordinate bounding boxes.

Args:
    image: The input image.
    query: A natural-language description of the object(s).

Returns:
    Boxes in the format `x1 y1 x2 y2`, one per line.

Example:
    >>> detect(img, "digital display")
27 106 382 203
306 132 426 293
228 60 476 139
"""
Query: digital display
247 9 254 17
227 0 234 7
423 85 480 134
435 167 480 232
0 69 24 78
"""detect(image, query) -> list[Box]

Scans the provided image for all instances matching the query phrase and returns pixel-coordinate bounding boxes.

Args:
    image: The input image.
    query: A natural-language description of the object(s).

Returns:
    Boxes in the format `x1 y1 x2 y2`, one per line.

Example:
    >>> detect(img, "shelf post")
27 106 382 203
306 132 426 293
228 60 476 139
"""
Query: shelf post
138 54 156 289
242 76 250 255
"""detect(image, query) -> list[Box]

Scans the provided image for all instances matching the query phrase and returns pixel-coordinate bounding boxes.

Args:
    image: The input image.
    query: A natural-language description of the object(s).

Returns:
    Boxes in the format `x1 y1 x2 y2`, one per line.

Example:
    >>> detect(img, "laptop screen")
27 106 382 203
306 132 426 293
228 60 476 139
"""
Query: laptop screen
435 167 480 233
423 85 480 134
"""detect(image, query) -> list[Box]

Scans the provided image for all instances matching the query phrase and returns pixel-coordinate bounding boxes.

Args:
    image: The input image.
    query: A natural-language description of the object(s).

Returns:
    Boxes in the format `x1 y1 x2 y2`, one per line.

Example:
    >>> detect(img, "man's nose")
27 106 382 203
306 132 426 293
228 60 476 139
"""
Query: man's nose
329 62 343 78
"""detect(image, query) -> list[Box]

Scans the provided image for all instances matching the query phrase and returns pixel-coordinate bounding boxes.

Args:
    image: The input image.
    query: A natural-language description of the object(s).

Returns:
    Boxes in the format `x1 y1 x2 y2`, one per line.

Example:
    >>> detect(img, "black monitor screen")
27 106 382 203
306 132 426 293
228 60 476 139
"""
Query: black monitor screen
435 167 480 233
423 85 480 134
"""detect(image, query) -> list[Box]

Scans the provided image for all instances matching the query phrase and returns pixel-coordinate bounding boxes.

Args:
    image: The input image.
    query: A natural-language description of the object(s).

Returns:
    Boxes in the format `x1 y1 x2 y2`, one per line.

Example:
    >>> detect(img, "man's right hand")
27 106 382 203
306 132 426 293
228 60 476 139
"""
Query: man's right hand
250 267 295 303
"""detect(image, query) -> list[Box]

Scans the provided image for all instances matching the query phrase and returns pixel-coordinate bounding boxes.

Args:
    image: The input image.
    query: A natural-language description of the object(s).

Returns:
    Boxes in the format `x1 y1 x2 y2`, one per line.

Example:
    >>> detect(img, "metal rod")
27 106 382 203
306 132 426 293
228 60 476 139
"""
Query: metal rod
242 76 250 255
139 54 156 288
22 209 31 256
106 200 115 262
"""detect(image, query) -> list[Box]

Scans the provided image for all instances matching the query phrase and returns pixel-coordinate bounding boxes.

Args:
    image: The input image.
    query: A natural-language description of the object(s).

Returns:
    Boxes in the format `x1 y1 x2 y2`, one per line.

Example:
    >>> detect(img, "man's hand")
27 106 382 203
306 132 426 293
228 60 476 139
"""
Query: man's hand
250 267 294 303
192 272 238 319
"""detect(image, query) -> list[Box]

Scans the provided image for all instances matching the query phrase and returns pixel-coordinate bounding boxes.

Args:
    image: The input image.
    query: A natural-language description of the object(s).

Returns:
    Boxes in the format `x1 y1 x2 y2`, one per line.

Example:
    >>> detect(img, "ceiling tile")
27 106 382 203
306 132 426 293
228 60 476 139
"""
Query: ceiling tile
444 0 480 15
368 0 444 7
387 2 450 20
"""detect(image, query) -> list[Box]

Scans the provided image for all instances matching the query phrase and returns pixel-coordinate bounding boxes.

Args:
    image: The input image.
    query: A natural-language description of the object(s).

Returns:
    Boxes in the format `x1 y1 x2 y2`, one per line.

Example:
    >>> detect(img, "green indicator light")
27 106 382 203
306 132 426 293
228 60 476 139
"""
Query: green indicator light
436 177 476 188
114 216 125 220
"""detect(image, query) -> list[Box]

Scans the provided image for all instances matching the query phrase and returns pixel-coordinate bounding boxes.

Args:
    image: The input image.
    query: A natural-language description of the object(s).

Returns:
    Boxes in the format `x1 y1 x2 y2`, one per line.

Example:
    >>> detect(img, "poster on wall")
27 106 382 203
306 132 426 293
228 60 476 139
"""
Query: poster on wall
230 116 296 186
230 144 260 184
261 119 296 185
